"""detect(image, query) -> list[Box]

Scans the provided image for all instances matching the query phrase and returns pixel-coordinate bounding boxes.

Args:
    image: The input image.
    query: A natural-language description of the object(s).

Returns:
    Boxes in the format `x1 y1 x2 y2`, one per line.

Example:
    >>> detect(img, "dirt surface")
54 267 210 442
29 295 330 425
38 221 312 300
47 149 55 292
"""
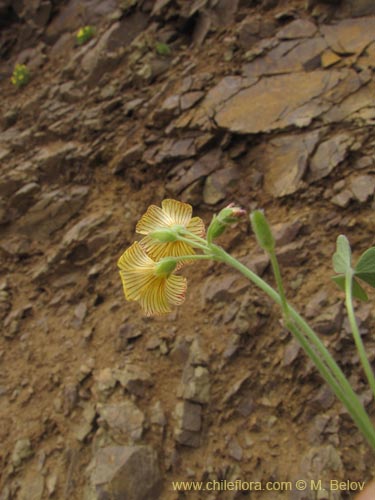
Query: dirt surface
1 0 375 499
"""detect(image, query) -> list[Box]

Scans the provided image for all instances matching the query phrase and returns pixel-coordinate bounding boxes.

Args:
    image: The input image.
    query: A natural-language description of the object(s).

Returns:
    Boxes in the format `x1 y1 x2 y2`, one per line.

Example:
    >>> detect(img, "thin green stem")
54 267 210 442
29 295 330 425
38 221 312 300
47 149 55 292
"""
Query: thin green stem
177 254 214 261
211 244 375 450
345 270 375 399
179 229 209 246
177 234 209 252
269 251 289 320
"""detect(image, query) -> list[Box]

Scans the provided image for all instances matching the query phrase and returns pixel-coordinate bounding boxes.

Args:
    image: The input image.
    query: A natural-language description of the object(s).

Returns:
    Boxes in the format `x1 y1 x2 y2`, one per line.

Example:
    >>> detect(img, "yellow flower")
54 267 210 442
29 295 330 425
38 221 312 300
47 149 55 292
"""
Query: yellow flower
136 199 205 261
118 241 187 316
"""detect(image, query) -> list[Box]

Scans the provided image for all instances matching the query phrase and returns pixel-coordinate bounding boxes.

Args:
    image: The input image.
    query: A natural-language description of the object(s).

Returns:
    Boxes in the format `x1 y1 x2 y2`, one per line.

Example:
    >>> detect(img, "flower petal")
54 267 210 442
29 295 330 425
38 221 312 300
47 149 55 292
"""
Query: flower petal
139 278 171 316
117 242 156 300
136 205 173 235
139 236 195 261
165 274 187 306
161 199 192 226
187 216 206 238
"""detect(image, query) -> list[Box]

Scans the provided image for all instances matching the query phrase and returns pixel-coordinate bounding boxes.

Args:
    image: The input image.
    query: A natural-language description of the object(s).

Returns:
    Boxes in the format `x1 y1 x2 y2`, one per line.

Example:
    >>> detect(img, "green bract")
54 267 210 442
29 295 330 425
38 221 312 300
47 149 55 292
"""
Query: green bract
150 228 179 242
155 257 177 277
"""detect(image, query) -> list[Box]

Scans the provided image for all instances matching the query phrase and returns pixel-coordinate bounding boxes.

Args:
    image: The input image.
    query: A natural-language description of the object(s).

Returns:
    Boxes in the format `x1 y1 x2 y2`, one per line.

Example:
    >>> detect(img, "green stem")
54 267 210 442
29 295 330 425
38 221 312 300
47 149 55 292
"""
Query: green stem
179 229 209 246
212 245 375 450
177 254 214 262
177 234 209 253
269 251 289 320
345 270 375 399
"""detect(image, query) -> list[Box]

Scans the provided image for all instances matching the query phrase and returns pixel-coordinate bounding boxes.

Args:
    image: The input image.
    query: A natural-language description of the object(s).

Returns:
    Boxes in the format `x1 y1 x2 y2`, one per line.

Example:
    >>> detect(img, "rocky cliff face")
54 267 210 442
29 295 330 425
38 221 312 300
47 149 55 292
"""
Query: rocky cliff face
1 1 375 499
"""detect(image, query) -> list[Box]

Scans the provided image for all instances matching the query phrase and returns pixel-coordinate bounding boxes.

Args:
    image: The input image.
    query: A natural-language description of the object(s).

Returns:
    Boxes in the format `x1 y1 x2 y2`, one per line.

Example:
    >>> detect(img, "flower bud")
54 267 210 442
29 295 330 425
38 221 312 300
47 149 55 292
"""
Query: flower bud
155 257 178 277
250 210 275 252
207 203 246 242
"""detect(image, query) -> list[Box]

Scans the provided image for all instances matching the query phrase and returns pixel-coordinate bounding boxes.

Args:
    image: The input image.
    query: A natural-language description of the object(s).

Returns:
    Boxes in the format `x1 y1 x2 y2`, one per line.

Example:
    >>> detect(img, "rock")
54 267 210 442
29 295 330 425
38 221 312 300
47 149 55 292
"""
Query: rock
322 77 374 124
113 365 152 397
0 161 37 199
321 17 375 55
167 149 221 194
63 383 79 415
241 254 270 276
115 323 143 351
180 91 204 111
305 290 329 319
46 474 58 496
292 445 343 499
308 134 353 182
180 366 210 404
98 401 145 442
277 241 307 266
321 49 341 68
350 174 375 202
203 166 240 205
331 189 353 207
253 130 319 197
213 71 339 134
73 302 87 328
150 401 167 427
18 472 44 500
9 182 40 213
93 368 117 399
283 339 301 366
112 144 145 174
202 274 248 305
34 142 79 181
272 220 303 246
16 186 89 239
227 437 243 461
277 19 317 39
90 445 162 500
11 438 33 467
243 37 327 76
45 212 112 267
154 138 196 163
174 401 202 448
348 0 375 16
313 302 343 335
311 385 335 411
188 337 210 367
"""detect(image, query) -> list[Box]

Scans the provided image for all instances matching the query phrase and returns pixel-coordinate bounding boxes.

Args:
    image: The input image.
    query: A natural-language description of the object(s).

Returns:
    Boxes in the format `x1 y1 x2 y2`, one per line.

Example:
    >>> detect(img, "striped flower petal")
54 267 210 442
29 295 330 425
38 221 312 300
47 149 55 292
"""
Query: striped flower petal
187 216 206 238
139 235 195 262
161 199 192 226
136 205 173 235
117 241 187 316
136 199 205 261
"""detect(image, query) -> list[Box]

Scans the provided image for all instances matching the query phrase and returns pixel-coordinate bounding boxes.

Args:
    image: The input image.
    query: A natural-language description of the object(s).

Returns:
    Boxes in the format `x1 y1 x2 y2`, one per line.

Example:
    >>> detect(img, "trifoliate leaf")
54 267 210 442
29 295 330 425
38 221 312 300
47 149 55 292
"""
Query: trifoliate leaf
332 235 352 274
355 247 375 289
332 275 368 301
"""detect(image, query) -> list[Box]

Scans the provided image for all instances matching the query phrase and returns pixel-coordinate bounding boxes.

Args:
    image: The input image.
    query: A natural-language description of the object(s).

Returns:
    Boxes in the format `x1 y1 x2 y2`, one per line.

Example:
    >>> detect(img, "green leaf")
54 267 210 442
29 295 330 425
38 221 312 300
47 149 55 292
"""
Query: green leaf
332 235 352 274
355 247 375 289
332 275 368 301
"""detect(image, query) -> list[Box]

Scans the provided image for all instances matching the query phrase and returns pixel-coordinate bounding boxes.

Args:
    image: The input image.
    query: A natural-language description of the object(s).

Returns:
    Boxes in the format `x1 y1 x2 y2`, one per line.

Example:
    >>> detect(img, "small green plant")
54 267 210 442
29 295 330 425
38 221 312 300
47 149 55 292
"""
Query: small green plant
155 42 171 56
76 26 95 46
11 64 30 88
